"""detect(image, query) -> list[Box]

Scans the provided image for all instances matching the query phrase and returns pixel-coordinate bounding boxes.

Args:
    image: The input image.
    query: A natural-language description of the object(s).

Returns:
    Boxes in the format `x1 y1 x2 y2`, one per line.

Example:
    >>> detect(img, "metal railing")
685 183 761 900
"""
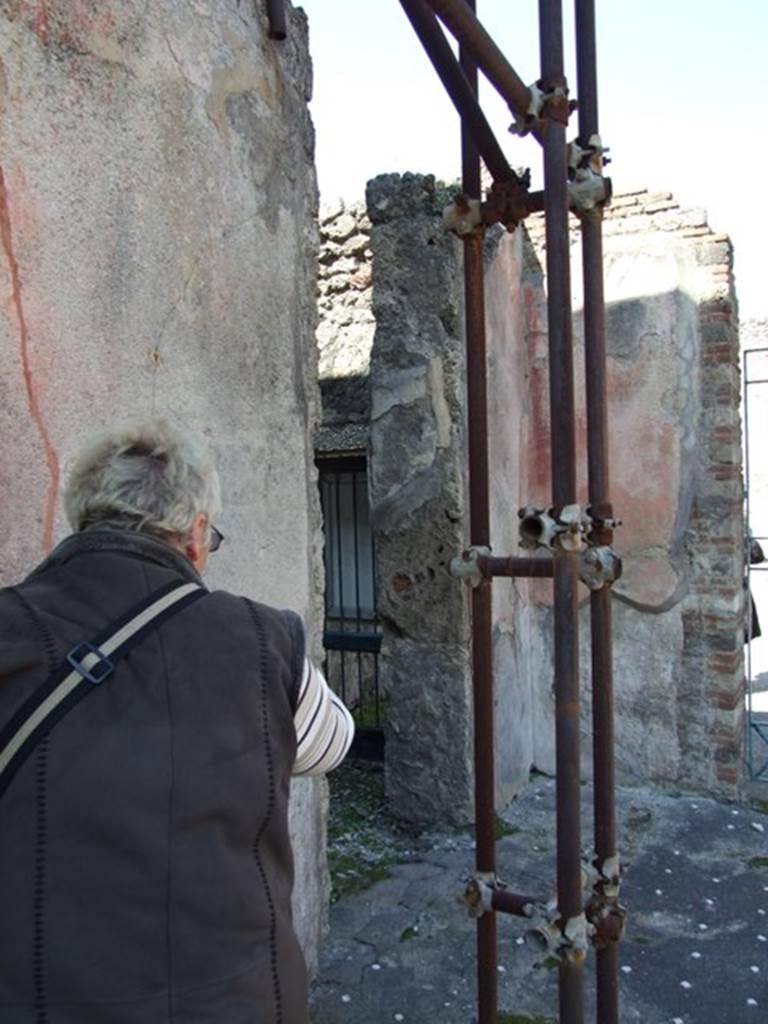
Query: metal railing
743 347 768 781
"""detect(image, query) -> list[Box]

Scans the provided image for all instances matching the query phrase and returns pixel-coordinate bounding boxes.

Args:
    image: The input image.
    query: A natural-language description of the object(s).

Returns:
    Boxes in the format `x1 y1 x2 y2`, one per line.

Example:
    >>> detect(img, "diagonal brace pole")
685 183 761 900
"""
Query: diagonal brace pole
424 0 535 127
400 0 518 184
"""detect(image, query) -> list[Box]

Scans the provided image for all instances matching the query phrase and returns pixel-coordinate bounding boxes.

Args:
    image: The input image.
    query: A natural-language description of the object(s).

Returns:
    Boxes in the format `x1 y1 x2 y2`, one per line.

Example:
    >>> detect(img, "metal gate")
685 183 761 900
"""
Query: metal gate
743 347 768 780
317 455 384 760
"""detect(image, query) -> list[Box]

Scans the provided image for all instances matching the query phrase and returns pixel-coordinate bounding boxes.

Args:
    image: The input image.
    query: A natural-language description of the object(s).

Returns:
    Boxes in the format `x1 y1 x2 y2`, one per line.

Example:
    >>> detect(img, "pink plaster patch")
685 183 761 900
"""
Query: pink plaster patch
33 0 49 46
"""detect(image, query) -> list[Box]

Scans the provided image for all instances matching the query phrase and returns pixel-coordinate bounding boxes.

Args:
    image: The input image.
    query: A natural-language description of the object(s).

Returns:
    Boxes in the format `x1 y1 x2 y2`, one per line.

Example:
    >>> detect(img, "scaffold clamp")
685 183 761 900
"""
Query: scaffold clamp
462 872 498 918
442 194 483 235
578 546 622 590
518 504 588 552
449 545 491 587
509 81 546 136
525 908 593 965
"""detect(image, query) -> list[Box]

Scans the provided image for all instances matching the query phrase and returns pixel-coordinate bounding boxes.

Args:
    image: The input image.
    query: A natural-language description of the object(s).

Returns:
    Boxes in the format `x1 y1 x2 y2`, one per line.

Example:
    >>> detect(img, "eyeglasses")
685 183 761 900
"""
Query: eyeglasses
209 525 225 553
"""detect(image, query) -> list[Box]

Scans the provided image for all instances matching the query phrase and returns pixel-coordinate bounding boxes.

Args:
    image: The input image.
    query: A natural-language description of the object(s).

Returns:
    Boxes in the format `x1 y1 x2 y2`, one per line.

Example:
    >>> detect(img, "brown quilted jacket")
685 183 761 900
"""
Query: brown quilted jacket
0 527 309 1023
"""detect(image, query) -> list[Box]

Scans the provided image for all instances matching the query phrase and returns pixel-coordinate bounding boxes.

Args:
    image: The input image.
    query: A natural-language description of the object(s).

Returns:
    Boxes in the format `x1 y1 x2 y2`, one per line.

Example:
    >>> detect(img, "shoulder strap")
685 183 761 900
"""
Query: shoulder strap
0 579 206 800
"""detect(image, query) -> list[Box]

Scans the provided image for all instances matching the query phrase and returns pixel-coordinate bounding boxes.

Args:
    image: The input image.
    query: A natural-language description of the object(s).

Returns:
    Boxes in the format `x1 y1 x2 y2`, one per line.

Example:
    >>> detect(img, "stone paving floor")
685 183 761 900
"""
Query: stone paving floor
310 763 768 1024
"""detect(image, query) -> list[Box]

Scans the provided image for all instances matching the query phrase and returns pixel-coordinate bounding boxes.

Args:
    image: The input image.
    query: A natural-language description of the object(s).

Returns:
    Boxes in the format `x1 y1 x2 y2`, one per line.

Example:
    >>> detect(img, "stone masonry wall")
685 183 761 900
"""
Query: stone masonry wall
316 201 374 452
0 0 328 969
316 189 527 817
365 174 474 827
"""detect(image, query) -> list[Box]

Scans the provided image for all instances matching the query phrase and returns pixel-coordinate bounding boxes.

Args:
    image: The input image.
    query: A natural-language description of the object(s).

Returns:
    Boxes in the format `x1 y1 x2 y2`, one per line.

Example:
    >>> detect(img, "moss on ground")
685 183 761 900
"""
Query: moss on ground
351 695 388 730
628 934 657 946
748 855 768 869
494 814 520 840
326 759 420 903
625 807 653 835
498 1013 555 1024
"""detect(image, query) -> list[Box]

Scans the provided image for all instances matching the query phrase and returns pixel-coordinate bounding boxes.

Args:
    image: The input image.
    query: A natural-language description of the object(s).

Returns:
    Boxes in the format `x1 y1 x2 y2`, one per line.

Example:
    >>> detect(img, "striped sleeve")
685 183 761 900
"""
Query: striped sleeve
292 658 355 776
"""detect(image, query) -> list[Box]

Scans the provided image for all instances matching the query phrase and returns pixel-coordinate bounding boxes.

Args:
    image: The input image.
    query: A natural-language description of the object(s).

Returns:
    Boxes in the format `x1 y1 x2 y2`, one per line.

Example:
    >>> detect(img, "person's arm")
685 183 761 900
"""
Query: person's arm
292 658 355 776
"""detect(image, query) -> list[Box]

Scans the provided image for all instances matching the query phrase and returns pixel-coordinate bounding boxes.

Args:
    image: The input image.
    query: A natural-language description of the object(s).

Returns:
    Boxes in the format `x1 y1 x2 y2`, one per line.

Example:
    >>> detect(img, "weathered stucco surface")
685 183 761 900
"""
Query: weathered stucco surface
484 225 536 802
0 0 328 969
496 191 743 797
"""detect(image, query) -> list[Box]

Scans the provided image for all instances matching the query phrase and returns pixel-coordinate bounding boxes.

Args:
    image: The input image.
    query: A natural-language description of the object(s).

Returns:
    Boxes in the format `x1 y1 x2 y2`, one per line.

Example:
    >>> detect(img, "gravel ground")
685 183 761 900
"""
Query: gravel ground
310 762 768 1024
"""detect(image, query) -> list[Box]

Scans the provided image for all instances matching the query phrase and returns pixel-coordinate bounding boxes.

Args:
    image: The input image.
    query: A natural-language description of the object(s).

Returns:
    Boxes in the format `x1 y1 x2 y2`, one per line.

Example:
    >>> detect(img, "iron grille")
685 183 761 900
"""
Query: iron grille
317 455 383 759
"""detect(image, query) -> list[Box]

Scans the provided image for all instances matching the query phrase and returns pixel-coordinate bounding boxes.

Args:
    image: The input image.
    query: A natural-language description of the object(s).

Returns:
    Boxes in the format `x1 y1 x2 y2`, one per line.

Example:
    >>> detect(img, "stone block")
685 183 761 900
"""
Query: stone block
366 174 472 826
382 640 473 827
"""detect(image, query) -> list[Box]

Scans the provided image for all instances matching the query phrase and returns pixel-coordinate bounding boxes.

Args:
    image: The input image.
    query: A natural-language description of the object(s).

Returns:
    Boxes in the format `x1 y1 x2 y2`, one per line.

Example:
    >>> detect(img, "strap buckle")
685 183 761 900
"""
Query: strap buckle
66 642 115 685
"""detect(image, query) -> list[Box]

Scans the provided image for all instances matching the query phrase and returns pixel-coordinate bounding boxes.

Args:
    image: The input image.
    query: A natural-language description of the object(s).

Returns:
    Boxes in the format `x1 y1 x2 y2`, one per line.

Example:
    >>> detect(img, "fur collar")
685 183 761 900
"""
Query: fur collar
27 525 204 586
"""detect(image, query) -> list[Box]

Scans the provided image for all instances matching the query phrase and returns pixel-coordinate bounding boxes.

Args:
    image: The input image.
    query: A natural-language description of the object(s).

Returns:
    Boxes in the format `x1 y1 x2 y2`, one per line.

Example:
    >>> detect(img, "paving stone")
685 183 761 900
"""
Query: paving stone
312 774 768 1023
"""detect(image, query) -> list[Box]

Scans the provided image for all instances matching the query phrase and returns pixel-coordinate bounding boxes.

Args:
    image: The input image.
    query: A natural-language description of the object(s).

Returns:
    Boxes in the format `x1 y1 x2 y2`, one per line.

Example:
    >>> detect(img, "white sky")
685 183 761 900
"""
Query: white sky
299 1 768 321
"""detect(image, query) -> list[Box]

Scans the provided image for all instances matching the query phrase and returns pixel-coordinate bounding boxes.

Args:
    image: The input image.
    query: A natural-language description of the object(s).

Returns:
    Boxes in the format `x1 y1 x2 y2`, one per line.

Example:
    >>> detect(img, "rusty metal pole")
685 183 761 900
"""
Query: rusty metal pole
575 3 620 1022
426 0 533 119
265 0 286 39
539 2 584 1023
459 4 497 1022
399 0 516 184
481 555 554 579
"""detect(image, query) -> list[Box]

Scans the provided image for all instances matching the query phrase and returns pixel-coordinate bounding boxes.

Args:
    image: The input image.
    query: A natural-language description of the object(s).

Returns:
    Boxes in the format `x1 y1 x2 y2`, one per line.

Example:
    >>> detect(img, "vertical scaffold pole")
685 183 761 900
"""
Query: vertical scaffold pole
539 2 584 1022
575 3 620 1021
265 0 286 39
460 3 498 1021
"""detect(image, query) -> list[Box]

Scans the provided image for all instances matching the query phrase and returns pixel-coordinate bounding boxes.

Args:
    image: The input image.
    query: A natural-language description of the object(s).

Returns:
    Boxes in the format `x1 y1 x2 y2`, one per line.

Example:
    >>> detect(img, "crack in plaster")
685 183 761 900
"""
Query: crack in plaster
0 165 60 553
164 32 199 92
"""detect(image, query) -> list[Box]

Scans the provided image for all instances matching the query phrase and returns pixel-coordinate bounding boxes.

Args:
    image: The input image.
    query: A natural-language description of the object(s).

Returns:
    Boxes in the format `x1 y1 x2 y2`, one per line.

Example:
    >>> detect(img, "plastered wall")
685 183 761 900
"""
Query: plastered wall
0 0 328 968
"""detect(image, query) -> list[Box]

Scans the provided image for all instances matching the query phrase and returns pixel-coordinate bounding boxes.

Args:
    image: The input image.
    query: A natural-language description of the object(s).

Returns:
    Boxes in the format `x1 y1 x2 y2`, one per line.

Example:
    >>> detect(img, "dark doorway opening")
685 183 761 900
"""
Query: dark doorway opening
317 454 383 761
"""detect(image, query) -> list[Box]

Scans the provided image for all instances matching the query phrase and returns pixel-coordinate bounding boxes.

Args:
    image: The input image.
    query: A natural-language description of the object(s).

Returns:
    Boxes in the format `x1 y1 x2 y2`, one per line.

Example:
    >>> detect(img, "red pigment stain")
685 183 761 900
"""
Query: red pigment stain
70 0 115 39
0 165 60 553
527 362 551 497
33 0 49 46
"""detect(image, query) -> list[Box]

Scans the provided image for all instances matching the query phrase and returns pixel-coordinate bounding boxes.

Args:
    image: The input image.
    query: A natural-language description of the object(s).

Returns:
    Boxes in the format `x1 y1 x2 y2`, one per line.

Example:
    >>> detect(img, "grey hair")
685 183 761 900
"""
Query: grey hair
64 418 222 539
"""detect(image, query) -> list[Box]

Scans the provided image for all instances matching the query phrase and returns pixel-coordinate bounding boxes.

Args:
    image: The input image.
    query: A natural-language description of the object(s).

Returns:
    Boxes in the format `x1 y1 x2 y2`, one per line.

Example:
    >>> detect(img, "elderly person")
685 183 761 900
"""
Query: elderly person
0 418 353 1024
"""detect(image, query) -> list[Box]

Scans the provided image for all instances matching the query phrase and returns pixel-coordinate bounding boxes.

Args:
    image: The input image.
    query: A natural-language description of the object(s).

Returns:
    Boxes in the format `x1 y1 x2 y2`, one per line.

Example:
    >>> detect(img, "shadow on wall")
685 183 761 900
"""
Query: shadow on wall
489 216 742 805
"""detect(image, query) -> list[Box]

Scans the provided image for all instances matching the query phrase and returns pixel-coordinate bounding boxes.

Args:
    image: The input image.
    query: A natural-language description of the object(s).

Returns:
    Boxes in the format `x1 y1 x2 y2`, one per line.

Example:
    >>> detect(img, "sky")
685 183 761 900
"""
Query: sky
299 1 767 322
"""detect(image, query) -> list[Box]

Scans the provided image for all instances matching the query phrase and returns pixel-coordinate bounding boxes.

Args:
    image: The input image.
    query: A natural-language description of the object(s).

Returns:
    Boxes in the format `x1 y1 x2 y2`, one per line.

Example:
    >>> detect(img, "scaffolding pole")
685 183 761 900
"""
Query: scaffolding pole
538 3 584 1021
574 4 622 1022
458 4 498 1020
399 1 621 1021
